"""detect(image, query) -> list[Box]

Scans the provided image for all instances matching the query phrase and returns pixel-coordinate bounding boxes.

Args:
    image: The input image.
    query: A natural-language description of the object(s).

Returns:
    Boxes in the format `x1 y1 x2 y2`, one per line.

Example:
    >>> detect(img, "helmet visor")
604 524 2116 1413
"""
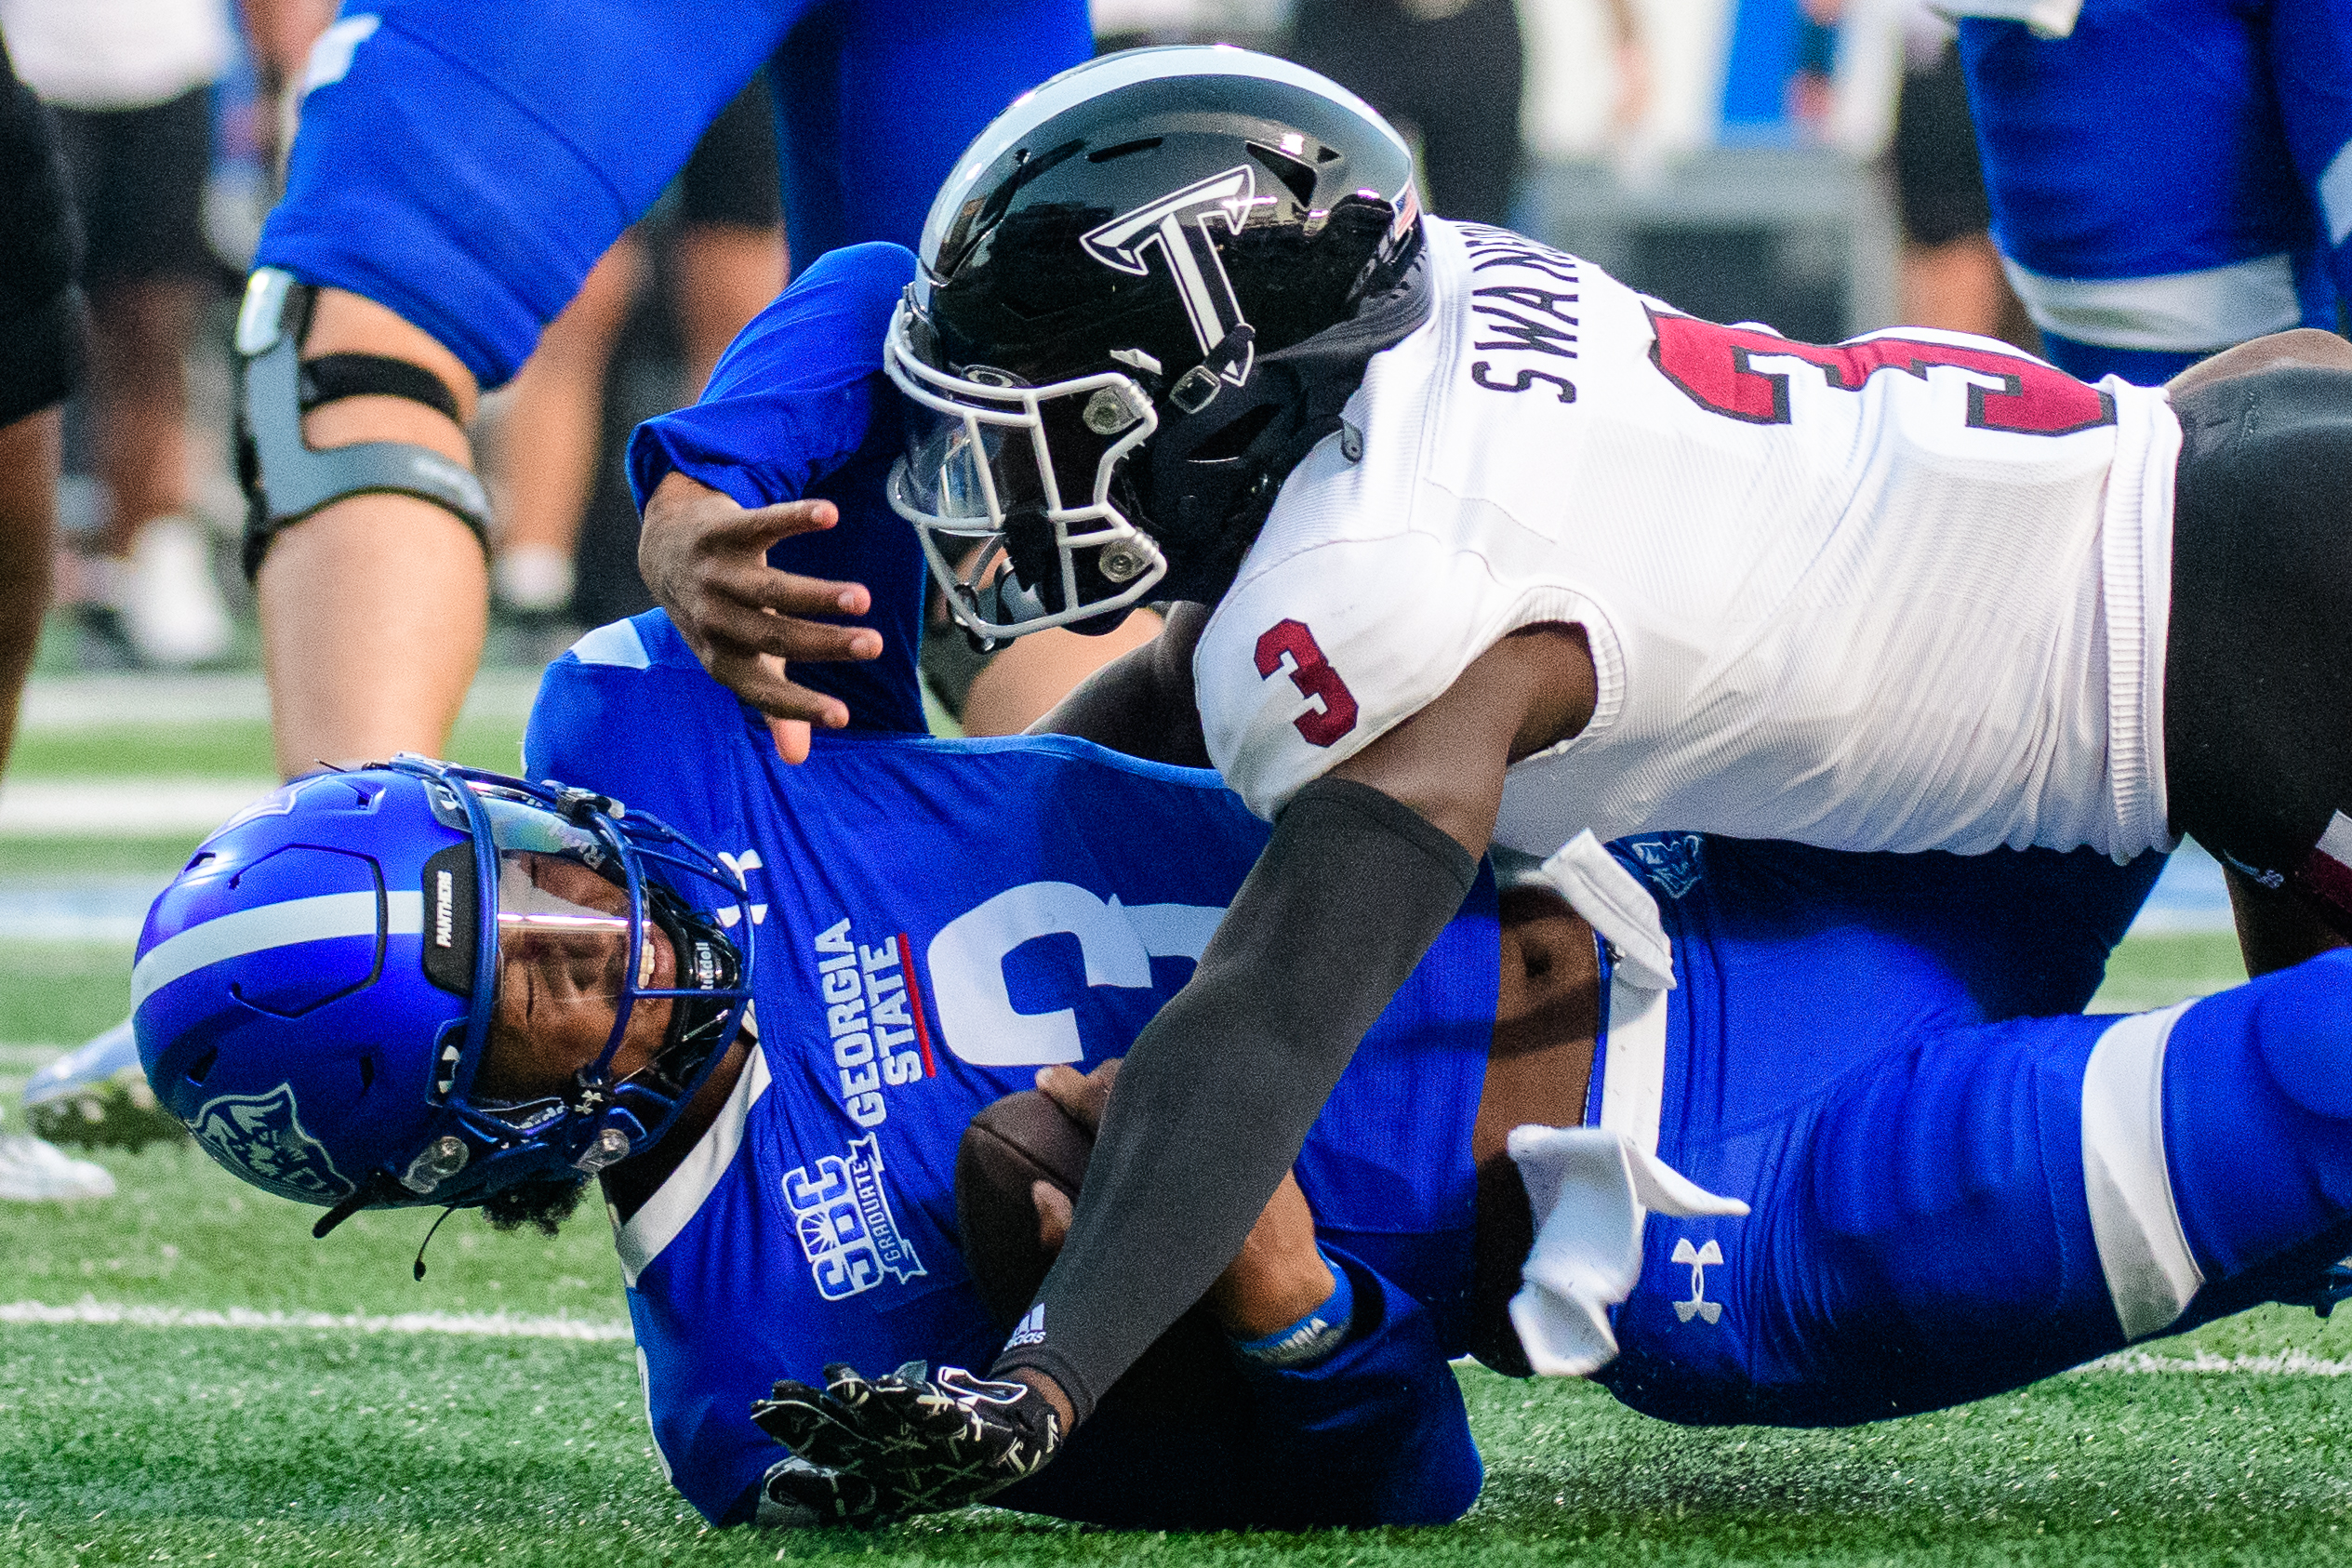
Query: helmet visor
468 791 672 1102
897 409 1022 535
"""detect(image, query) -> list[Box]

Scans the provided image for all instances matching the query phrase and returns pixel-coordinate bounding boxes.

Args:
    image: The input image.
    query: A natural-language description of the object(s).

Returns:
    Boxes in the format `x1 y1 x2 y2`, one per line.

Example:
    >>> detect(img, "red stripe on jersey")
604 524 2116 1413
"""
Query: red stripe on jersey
896 931 937 1077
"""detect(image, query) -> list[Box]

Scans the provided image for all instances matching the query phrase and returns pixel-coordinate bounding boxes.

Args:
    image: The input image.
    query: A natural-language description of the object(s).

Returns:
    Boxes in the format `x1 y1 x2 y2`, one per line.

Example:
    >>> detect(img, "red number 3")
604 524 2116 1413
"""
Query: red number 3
1255 619 1359 748
1647 306 2114 437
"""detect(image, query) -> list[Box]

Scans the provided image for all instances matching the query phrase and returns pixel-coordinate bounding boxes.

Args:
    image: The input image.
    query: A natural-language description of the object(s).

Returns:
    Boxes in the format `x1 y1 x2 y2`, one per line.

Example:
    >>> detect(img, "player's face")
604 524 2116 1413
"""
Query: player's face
471 852 675 1101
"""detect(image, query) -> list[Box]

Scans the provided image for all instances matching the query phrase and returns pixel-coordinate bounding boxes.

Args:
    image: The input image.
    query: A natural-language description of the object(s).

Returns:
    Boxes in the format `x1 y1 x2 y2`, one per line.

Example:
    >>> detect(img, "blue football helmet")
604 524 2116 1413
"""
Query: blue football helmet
133 756 753 1231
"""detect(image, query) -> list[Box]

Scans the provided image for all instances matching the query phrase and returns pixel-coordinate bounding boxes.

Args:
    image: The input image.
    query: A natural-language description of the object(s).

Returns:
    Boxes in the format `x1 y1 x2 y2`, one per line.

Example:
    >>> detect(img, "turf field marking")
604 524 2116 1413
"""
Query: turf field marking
7 1300 2348 1375
0 1298 630 1341
0 778 276 835
0 876 175 941
16 671 541 731
2080 1347 2352 1376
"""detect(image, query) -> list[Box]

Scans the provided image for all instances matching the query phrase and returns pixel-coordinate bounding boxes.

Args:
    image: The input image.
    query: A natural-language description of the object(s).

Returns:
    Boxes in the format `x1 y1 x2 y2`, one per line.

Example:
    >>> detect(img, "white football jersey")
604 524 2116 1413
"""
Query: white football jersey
1193 218 2182 859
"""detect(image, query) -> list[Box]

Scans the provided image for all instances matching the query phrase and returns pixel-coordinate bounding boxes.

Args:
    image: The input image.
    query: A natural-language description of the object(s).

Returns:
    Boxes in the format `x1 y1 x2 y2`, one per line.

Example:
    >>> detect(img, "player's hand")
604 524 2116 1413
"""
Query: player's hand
751 1361 1063 1519
754 1454 901 1528
1032 1059 1333 1341
639 471 883 764
1033 1057 1119 1131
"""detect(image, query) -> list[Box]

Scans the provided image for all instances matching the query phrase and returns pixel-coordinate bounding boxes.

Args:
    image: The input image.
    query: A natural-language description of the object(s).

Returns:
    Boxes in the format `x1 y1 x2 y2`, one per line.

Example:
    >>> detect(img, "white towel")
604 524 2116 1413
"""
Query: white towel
1506 1124 1748 1377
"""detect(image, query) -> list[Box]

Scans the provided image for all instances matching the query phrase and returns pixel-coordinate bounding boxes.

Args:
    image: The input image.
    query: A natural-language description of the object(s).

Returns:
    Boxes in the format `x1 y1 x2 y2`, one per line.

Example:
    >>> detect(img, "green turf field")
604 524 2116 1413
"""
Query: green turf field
16 694 2345 1566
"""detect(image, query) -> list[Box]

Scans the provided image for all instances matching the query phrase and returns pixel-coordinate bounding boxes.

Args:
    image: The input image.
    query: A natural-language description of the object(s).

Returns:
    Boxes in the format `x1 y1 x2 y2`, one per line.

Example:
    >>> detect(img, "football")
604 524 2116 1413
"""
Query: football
955 1086 1240 1419
956 1087 1095 1331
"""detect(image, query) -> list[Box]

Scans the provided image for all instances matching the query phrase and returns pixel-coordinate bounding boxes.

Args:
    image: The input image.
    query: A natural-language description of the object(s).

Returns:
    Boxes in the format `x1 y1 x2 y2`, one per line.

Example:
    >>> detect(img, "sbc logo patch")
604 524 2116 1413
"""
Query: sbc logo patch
188 1084 352 1203
784 1136 927 1301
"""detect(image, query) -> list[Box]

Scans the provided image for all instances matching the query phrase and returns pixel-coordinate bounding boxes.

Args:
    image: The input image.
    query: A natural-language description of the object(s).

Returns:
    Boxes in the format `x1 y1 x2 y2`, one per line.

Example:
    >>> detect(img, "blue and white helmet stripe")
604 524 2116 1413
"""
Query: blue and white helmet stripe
131 891 424 1011
136 756 754 1222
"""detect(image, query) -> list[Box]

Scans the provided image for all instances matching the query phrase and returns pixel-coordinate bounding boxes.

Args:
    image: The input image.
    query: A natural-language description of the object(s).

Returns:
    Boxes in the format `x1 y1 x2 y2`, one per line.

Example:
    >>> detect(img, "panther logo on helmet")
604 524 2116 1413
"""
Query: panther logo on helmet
188 1083 352 1203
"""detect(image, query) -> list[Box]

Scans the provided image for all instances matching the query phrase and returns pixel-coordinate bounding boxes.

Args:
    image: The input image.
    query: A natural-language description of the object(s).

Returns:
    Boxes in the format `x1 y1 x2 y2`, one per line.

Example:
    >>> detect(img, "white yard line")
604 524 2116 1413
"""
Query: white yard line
3 1300 2341 1374
0 1298 630 1341
16 671 542 732
2078 1348 2352 1377
0 778 275 835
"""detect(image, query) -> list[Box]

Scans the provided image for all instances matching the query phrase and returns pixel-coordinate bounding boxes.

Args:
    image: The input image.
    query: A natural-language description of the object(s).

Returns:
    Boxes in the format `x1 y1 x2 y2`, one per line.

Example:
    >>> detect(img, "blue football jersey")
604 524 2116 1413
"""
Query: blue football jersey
257 0 1090 387
532 613 2352 1521
524 611 1496 1527
623 241 931 737
1960 0 2352 381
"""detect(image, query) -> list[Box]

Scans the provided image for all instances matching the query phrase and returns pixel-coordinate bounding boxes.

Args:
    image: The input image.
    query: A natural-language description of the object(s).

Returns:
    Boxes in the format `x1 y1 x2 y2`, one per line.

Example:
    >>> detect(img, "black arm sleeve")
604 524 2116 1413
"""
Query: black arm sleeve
990 776 1477 1424
0 37 86 427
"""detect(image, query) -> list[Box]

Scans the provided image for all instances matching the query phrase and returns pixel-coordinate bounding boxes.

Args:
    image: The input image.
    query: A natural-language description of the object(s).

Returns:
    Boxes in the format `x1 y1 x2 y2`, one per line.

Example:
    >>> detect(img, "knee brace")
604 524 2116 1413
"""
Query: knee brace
233 267 493 578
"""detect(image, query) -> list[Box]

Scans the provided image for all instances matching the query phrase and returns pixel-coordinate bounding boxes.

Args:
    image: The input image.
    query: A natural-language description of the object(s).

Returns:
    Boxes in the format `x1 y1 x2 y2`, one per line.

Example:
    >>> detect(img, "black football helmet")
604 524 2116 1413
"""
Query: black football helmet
885 46 1429 639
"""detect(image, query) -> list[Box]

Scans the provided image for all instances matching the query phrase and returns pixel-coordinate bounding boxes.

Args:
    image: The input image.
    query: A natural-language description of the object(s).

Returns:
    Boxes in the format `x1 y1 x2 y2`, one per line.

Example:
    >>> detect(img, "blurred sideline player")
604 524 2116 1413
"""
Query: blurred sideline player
484 79 788 632
0 33 114 1201
0 0 237 668
1954 0 2352 385
1887 1 2026 343
835 47 2352 1478
231 0 1122 782
129 546 2352 1535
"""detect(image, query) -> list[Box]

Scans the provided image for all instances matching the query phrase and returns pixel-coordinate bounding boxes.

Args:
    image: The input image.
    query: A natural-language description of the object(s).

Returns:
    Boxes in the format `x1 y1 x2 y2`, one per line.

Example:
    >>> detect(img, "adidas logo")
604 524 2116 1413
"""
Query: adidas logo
1004 1303 1045 1350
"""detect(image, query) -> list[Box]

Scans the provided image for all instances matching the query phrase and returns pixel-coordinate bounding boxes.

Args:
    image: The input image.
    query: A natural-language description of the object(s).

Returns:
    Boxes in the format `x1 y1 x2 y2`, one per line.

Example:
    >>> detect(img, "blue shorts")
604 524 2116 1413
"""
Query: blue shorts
256 0 1089 387
1960 0 2352 382
1595 837 2352 1426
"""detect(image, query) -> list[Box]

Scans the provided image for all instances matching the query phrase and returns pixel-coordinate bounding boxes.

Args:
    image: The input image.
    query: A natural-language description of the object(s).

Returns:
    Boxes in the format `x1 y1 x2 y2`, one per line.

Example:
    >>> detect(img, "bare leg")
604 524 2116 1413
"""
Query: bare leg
1897 233 2005 340
255 287 485 778
0 407 60 777
671 222 785 397
87 277 204 554
488 236 644 612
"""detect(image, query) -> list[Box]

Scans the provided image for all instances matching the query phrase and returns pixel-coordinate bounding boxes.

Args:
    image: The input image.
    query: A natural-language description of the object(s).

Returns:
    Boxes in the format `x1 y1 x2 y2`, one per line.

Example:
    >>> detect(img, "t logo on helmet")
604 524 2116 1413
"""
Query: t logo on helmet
1081 166 1264 405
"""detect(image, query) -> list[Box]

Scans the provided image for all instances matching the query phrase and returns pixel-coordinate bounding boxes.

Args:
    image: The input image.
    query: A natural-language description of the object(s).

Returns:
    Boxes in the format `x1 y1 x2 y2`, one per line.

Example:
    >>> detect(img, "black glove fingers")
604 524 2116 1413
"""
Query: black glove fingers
750 1385 875 1469
760 1455 897 1528
750 1362 1065 1517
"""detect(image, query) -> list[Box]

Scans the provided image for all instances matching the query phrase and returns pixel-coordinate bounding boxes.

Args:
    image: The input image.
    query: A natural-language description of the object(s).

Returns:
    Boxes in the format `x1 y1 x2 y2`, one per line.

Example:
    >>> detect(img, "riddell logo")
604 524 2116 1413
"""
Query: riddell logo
432 870 455 949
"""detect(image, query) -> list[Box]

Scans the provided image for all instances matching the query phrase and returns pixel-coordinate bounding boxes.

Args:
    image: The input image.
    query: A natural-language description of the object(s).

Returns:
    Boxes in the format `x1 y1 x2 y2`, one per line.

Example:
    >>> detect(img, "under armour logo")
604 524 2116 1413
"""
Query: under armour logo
1080 166 1267 391
1671 1237 1723 1324
714 848 767 928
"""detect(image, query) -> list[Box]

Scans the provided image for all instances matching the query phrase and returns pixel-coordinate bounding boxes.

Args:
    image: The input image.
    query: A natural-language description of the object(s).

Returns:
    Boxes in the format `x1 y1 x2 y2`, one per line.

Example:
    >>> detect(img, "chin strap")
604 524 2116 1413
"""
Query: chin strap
312 1168 402 1239
234 267 493 579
